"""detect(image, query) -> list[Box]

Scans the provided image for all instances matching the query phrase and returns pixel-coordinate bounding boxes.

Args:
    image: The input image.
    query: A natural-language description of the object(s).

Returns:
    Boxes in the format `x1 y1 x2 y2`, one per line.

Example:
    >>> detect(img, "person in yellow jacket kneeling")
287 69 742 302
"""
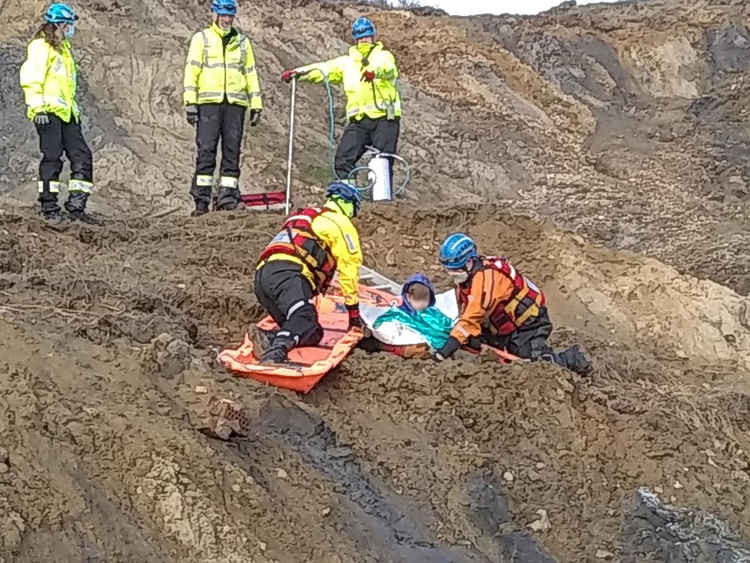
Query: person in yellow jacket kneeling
253 183 364 364
281 17 401 184
183 0 263 215
19 3 95 224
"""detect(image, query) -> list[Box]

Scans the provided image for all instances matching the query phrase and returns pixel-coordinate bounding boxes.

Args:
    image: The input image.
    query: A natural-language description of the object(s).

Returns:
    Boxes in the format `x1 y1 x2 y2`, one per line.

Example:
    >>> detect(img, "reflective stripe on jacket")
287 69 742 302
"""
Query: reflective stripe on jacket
258 201 362 306
20 38 79 122
297 42 401 122
451 257 546 344
183 23 263 109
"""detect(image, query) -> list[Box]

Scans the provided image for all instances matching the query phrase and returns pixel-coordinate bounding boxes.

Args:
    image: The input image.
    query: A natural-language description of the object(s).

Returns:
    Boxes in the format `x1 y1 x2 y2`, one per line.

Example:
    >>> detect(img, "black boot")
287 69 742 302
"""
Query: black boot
260 333 298 364
191 185 212 216
39 184 62 222
192 200 210 217
41 202 64 223
251 326 276 359
554 346 592 376
65 192 98 224
216 187 241 211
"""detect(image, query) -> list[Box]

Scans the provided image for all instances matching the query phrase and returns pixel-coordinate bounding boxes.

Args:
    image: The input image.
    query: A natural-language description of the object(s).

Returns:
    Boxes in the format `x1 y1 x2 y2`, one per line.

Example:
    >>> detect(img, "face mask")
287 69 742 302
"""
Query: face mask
448 270 469 285
64 23 75 38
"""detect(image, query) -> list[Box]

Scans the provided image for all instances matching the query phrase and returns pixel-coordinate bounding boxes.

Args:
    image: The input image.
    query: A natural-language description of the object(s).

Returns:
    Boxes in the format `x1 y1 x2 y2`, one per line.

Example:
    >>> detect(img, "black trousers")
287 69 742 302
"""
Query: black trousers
192 102 245 203
36 114 92 204
334 116 400 181
479 309 555 360
254 261 323 347
479 309 589 373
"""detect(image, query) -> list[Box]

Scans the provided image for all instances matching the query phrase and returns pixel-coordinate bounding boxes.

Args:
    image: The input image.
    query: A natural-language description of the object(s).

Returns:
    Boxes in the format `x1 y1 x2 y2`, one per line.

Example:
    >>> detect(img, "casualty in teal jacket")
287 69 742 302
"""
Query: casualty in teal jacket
373 273 454 350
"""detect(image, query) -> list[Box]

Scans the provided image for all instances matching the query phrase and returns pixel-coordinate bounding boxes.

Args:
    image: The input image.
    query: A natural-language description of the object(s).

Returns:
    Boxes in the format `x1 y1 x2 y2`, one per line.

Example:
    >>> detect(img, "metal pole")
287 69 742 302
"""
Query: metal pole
284 77 297 216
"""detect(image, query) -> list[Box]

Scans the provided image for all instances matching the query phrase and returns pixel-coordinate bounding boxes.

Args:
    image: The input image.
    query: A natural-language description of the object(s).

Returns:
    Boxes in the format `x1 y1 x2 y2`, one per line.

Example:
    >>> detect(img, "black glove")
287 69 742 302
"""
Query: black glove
186 105 198 126
249 109 261 127
34 112 50 126
434 337 461 361
466 336 482 353
358 337 383 354
347 303 362 330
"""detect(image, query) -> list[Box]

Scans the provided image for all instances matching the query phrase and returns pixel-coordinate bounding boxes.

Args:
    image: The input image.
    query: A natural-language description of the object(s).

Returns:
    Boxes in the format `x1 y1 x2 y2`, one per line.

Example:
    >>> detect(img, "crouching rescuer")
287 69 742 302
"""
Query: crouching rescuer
253 183 364 364
434 233 592 375
183 0 263 215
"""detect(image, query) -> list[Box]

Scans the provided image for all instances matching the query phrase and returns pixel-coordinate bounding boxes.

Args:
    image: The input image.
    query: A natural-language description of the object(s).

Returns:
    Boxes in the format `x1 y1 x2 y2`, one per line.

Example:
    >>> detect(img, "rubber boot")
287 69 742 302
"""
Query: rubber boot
260 333 297 365
216 187 241 211
191 185 212 216
65 192 98 225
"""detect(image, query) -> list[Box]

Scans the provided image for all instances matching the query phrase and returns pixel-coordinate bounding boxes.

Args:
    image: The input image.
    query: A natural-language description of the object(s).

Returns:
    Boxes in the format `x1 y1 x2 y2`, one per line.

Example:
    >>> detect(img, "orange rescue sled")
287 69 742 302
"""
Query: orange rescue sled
218 284 398 393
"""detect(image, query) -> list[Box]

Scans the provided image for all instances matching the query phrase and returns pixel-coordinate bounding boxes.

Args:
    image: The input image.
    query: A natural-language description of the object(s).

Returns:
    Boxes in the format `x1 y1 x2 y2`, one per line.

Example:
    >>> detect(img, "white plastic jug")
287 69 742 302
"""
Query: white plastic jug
369 155 392 202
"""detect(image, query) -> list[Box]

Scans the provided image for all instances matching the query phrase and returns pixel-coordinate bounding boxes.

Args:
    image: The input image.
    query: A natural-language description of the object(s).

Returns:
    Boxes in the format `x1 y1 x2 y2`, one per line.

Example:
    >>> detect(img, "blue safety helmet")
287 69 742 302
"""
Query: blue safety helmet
351 17 375 41
211 0 237 15
439 233 478 270
45 3 78 24
326 182 362 217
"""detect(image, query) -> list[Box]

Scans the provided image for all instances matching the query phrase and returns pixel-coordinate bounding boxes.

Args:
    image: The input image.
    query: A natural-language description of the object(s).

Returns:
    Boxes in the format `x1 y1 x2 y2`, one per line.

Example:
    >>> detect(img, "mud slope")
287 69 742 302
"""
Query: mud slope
1 0 749 293
0 205 748 562
0 0 749 561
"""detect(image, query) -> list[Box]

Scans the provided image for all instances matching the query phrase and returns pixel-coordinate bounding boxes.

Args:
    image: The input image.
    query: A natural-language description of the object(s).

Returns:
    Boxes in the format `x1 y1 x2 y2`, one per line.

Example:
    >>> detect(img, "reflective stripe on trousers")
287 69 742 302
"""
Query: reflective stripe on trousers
37 180 61 194
219 176 238 188
286 299 314 320
196 174 214 187
68 179 93 194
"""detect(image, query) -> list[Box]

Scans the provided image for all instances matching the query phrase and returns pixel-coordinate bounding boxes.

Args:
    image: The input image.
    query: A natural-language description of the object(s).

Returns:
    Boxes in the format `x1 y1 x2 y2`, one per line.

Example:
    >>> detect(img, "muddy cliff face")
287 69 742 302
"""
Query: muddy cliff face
0 1 749 562
2 0 749 292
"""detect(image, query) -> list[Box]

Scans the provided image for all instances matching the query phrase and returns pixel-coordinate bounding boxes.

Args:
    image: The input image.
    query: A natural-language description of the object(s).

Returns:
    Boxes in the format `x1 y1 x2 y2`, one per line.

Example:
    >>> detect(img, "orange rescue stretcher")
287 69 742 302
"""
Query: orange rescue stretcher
218 277 519 393
217 283 399 393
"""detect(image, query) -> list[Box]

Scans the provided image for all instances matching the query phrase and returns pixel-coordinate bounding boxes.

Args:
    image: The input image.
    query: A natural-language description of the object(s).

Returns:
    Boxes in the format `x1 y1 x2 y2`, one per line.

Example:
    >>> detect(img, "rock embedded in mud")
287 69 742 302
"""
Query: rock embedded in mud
143 333 192 379
528 509 552 532
621 487 750 561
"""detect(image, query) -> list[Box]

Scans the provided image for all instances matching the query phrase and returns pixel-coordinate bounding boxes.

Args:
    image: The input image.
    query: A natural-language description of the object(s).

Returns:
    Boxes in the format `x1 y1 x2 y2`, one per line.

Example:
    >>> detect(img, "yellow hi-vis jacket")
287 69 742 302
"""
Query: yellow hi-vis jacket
183 23 263 110
19 38 79 122
296 42 401 122
261 201 363 306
